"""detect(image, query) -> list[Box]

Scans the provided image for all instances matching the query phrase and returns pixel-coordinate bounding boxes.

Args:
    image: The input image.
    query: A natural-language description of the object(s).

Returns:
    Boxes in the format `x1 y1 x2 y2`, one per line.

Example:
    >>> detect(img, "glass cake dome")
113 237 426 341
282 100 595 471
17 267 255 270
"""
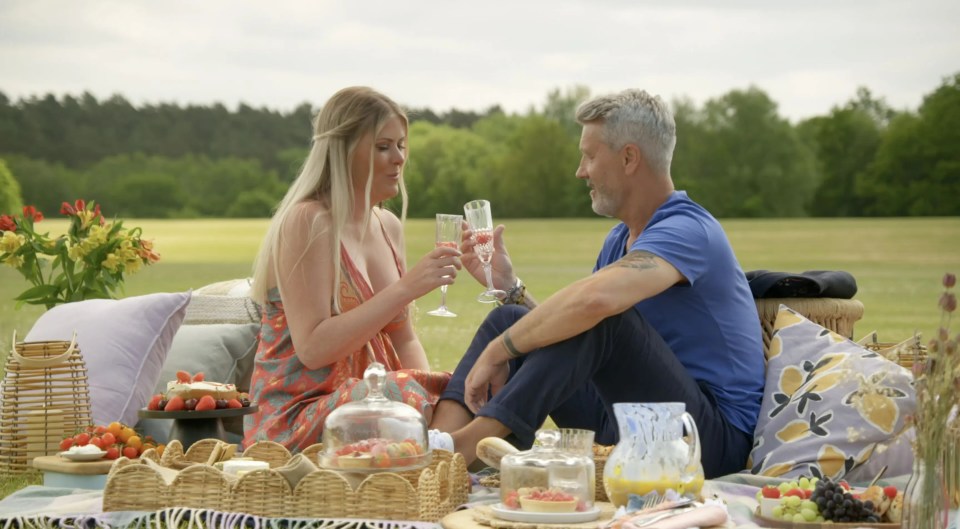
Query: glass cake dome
318 362 431 472
499 429 596 514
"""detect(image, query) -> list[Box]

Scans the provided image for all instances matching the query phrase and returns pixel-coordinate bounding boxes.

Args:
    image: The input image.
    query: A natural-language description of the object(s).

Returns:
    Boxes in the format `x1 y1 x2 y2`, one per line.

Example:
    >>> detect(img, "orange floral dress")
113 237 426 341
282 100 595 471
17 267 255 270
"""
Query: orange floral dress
243 225 450 451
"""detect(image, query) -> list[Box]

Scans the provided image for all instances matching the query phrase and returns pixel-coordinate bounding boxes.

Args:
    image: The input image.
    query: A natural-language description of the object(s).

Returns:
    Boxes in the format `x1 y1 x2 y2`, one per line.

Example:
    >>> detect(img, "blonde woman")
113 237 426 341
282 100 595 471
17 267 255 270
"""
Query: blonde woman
243 87 458 451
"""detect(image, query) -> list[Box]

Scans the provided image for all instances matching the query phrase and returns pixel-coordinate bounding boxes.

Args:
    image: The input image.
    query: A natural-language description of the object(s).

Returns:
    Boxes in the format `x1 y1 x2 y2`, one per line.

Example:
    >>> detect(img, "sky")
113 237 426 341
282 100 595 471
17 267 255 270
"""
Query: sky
2 0 958 123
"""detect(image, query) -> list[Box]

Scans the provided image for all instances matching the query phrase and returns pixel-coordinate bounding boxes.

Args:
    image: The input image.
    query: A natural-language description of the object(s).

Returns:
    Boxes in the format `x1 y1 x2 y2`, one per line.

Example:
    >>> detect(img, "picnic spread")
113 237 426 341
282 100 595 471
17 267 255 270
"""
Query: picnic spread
3 471 950 529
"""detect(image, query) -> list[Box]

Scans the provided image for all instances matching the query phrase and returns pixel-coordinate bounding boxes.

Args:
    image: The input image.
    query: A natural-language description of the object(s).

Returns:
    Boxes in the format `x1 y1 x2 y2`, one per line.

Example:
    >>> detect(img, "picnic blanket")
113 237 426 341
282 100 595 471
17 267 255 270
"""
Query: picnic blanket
0 485 441 529
0 474 955 529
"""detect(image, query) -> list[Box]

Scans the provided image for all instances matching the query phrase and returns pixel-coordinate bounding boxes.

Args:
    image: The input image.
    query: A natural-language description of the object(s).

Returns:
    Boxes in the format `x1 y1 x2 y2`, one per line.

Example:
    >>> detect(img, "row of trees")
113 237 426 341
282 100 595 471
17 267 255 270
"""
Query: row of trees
1 73 958 218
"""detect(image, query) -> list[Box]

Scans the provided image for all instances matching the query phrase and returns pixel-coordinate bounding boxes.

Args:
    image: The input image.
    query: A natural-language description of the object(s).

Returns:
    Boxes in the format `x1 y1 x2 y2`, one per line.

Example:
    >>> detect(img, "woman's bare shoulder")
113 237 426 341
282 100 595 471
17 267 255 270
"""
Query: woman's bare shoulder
291 199 329 218
376 207 404 239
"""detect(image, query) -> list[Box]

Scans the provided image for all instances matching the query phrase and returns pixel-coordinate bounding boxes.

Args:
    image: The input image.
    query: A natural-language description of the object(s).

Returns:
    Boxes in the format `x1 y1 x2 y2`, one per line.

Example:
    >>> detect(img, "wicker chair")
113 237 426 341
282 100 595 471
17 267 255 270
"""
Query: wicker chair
755 297 865 358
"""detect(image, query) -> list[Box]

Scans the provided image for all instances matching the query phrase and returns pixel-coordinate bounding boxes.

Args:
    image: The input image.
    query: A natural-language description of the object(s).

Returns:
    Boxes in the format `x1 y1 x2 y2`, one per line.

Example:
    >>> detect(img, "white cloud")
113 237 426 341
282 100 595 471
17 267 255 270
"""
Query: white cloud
1 0 957 120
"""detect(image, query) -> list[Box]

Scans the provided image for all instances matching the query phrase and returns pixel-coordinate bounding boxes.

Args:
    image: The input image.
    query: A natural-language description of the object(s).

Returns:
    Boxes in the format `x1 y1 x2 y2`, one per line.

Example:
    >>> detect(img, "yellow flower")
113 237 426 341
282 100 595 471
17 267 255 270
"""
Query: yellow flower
77 209 97 229
67 243 86 261
3 254 24 268
0 231 25 253
125 258 143 274
102 253 120 272
88 225 109 245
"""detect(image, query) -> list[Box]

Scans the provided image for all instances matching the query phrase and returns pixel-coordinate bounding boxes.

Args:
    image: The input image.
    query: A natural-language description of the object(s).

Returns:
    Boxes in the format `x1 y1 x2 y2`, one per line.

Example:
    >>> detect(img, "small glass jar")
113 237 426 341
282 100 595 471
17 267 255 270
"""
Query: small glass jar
499 429 595 513
318 362 431 472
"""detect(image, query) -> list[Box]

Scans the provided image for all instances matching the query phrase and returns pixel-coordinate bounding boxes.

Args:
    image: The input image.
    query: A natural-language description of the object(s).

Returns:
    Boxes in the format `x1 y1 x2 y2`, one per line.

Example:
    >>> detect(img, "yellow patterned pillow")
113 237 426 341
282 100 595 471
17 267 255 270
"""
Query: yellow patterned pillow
747 306 915 480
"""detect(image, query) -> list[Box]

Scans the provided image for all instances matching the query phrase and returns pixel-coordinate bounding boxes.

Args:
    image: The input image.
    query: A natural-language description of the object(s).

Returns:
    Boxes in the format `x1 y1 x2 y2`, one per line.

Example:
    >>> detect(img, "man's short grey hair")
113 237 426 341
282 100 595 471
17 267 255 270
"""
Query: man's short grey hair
575 89 676 177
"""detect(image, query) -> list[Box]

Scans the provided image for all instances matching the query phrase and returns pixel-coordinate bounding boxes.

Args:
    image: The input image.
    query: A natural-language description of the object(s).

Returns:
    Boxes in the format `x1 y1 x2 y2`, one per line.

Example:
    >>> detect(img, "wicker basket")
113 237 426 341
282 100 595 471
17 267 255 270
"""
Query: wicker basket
103 440 470 521
858 332 927 369
755 298 864 358
0 332 94 474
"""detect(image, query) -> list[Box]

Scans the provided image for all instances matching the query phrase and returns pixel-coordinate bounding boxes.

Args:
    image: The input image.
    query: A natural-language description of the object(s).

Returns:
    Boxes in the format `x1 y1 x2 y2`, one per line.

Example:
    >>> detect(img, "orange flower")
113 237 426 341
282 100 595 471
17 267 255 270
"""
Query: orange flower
137 239 161 263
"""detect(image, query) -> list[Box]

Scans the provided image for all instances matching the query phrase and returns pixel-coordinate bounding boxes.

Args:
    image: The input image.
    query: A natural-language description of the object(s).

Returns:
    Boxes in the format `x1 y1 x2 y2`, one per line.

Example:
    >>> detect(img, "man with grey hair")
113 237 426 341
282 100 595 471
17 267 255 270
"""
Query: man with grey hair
431 89 765 479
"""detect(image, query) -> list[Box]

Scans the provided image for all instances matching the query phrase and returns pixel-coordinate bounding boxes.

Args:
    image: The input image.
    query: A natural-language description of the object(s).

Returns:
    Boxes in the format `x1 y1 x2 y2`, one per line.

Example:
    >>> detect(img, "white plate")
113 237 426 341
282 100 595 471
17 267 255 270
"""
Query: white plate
490 503 601 523
59 450 107 461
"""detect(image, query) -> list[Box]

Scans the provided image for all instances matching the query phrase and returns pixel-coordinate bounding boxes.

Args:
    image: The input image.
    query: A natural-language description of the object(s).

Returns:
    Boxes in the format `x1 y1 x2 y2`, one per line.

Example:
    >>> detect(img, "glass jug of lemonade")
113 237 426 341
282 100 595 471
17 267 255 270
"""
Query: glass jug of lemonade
602 402 704 507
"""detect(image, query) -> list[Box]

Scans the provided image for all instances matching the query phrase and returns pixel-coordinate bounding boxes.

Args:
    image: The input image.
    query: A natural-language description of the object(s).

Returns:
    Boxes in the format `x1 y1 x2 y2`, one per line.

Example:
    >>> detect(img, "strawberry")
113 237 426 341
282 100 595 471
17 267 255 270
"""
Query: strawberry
105 446 120 460
147 394 164 411
164 396 186 411
176 370 191 383
760 485 781 498
59 437 74 451
226 398 242 409
74 432 90 446
883 485 898 498
784 488 805 498
195 395 217 411
192 372 205 382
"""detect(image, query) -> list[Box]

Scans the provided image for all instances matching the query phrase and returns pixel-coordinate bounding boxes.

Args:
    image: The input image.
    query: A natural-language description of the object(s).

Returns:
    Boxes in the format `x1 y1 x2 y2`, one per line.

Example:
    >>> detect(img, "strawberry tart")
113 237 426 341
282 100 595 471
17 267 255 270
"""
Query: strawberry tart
166 370 239 401
146 371 251 412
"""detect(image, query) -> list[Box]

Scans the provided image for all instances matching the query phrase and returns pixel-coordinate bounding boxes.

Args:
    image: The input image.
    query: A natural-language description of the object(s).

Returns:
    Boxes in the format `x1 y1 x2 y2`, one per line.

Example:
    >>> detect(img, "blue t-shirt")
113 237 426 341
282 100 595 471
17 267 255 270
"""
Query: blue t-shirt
594 191 764 435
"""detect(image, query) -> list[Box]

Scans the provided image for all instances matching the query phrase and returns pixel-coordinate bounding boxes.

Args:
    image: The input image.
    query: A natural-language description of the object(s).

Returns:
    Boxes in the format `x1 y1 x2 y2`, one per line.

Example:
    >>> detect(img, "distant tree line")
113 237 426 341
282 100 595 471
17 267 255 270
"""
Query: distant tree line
1 73 958 219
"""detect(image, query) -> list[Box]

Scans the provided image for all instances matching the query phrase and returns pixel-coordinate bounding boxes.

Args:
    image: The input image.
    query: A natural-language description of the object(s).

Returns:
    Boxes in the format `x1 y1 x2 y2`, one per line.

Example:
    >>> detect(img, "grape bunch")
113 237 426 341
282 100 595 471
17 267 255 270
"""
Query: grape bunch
770 495 822 523
811 477 879 524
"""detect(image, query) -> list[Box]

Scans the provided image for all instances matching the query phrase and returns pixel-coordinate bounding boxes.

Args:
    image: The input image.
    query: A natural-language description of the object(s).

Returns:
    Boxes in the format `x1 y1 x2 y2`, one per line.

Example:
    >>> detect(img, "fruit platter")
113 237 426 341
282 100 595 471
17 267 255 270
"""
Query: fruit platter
58 421 164 461
754 476 902 528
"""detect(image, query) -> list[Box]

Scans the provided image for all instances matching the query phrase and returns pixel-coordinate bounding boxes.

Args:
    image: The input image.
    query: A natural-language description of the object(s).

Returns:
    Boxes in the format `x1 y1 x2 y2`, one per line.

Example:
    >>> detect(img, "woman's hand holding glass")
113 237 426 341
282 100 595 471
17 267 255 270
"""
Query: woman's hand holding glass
427 213 463 317
401 230 462 303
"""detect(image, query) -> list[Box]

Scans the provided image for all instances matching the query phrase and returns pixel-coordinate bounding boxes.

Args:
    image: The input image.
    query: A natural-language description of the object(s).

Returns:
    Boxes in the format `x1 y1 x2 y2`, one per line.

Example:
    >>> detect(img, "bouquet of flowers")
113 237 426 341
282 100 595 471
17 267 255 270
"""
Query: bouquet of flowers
0 199 160 309
904 272 958 527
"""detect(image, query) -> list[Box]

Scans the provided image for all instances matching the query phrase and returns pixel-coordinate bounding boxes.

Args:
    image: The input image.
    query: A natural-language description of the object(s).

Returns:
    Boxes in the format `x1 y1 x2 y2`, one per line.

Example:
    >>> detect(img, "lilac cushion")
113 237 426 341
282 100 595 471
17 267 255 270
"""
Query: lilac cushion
25 291 191 427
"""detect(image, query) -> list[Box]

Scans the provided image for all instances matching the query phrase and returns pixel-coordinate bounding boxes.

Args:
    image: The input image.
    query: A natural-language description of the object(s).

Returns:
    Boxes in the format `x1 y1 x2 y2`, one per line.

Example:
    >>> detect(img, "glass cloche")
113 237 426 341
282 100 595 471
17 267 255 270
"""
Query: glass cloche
318 362 431 472
499 429 596 514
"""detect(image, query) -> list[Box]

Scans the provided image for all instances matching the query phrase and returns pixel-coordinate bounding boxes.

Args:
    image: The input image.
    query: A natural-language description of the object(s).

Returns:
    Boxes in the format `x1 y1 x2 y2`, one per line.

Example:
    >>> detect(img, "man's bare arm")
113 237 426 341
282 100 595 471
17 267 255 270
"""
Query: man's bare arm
495 250 684 356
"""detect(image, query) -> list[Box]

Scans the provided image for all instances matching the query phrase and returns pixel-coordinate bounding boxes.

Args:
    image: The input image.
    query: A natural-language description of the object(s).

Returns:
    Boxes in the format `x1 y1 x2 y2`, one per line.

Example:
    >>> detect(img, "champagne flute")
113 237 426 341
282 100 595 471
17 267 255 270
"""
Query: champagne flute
427 213 463 317
463 199 506 303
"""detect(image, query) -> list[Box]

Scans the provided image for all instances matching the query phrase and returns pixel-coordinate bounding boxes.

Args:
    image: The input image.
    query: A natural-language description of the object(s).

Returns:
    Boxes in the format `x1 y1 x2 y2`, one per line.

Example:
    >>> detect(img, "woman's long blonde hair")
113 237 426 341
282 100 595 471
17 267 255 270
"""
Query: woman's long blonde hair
251 87 409 312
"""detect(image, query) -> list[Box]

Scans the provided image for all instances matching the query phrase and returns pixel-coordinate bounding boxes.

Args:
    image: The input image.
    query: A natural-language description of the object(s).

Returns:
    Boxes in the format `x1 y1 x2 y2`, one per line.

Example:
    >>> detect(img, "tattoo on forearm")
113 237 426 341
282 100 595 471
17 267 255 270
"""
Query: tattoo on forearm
616 250 659 270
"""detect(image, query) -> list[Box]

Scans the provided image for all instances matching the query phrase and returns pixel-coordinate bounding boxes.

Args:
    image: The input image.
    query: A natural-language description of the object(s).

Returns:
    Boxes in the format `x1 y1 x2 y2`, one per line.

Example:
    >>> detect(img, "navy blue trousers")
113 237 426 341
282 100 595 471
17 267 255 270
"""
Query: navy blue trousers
439 305 752 478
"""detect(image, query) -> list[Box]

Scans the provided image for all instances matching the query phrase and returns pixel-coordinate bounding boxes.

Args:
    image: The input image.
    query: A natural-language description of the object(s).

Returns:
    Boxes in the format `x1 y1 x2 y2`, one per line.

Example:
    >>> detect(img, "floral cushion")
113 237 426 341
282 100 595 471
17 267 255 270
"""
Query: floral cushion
747 305 916 480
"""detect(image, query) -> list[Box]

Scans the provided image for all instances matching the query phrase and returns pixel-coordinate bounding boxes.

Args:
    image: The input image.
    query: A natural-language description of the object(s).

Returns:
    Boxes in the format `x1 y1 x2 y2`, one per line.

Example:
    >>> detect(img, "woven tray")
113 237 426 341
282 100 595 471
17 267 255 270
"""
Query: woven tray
857 332 927 369
103 440 470 521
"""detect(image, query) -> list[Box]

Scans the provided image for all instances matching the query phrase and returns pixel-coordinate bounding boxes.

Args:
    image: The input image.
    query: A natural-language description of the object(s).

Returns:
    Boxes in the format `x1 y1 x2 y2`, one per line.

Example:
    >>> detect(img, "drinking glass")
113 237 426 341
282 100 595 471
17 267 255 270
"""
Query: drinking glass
463 199 505 303
426 213 463 317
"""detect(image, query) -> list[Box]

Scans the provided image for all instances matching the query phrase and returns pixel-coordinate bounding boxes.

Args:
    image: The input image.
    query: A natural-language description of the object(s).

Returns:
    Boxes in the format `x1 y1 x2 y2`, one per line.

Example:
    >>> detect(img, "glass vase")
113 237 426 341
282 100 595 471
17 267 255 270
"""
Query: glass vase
902 456 950 529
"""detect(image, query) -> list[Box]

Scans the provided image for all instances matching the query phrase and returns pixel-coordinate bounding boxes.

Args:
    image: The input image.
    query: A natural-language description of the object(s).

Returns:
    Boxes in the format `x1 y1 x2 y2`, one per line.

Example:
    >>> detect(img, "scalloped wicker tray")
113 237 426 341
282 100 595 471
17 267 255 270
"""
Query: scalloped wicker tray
102 439 470 521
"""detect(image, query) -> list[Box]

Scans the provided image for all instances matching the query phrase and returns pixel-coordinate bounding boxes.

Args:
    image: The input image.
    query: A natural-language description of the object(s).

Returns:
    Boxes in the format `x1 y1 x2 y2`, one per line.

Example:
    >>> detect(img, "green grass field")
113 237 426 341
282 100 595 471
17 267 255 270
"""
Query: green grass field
1 217 957 373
